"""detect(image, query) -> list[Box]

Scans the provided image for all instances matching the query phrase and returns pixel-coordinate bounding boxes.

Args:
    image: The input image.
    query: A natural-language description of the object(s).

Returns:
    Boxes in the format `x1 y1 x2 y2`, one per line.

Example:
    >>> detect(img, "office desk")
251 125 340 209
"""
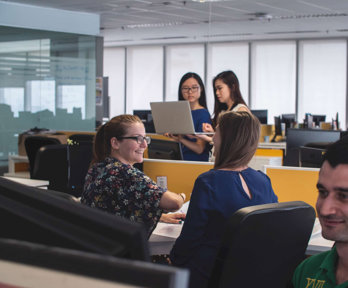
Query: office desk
7 154 29 177
149 217 333 256
258 142 286 150
1 176 49 189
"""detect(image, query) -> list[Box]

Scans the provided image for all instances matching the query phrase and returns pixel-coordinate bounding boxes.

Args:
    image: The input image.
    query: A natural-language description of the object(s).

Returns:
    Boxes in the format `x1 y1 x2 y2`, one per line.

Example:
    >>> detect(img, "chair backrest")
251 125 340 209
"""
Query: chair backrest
25 136 61 178
67 140 94 197
208 201 316 288
68 133 95 143
32 144 68 193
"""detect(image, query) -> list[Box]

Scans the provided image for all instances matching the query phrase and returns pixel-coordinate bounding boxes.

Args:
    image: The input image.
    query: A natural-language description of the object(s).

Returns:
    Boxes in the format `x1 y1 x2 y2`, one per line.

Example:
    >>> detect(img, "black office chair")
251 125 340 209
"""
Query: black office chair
24 136 61 178
67 139 93 197
32 144 69 193
68 133 95 144
208 201 316 288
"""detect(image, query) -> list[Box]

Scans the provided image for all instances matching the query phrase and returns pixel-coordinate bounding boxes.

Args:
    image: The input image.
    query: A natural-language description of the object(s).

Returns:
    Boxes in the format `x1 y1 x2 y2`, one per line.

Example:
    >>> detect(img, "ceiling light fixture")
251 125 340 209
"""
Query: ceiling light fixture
123 21 184 29
191 0 226 3
248 12 273 21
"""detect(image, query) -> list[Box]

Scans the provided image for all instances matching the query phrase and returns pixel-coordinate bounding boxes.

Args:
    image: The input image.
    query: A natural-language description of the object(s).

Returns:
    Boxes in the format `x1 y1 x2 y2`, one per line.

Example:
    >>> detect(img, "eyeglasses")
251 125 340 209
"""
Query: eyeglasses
181 86 200 93
118 136 151 145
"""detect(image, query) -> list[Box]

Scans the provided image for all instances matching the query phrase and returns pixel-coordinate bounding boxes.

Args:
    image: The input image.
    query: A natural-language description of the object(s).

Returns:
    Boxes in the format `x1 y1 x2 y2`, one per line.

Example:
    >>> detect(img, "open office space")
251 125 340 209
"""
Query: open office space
0 1 348 287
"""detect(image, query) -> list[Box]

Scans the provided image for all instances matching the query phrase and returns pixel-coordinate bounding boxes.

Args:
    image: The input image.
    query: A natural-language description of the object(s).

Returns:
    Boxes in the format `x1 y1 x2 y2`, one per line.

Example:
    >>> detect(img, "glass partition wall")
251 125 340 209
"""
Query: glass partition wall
0 26 97 162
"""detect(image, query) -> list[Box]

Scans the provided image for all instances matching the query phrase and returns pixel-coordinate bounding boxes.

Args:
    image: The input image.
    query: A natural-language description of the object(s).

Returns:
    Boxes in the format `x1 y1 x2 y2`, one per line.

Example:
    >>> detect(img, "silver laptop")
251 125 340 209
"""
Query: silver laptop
150 101 213 135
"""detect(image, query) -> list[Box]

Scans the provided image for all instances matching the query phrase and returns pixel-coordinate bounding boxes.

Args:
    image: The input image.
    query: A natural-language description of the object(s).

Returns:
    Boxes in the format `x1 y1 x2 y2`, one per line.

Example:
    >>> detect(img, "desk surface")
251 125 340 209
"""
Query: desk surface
1 176 49 188
149 215 333 256
258 142 286 150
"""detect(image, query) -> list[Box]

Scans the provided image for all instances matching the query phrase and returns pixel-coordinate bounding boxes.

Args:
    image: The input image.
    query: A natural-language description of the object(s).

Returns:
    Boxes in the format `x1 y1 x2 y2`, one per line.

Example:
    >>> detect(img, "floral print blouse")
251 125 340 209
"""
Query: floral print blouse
81 157 165 236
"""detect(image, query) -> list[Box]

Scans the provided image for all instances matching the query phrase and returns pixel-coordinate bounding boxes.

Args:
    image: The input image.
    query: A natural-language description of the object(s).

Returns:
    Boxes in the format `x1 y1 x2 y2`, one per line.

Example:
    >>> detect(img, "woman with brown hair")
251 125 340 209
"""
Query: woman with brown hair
81 114 186 237
170 111 278 288
199 70 250 146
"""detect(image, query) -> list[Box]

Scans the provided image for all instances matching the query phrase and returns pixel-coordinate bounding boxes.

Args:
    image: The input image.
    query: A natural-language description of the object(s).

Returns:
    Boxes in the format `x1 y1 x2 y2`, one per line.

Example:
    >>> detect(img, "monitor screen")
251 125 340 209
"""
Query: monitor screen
251 109 268 124
0 238 189 288
133 110 155 133
312 115 326 127
272 116 282 142
281 114 296 129
147 139 183 160
284 128 342 166
0 177 149 261
299 147 326 168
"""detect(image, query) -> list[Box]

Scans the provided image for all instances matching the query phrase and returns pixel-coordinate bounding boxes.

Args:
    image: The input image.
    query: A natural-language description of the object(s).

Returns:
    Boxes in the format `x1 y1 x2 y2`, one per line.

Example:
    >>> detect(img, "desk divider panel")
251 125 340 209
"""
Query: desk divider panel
255 148 283 158
143 159 213 201
264 166 319 212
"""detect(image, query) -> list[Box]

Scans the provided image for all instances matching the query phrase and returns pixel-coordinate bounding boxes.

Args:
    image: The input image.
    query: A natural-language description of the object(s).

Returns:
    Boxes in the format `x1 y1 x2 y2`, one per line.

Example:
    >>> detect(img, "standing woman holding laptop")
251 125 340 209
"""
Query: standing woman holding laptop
202 70 250 135
167 72 212 162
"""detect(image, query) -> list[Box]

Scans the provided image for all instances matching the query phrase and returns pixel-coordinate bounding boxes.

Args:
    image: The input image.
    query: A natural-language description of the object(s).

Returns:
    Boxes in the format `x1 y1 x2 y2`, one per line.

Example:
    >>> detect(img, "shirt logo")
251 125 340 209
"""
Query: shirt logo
305 278 325 288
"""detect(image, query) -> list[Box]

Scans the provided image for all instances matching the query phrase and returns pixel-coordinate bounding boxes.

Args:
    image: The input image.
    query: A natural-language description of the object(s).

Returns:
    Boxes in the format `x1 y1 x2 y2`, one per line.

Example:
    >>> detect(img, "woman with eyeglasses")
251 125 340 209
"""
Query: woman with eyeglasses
167 72 212 162
81 114 186 236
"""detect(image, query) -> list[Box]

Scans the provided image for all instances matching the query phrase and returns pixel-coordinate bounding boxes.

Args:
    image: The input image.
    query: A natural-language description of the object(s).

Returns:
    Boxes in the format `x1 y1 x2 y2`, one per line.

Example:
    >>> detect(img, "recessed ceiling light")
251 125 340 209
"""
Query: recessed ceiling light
192 0 226 2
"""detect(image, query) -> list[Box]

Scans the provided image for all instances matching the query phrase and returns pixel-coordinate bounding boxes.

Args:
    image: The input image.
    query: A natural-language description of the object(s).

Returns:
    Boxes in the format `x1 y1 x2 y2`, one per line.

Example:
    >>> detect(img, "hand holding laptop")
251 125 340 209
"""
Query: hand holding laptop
193 122 215 142
202 123 214 133
166 133 183 142
150 101 214 135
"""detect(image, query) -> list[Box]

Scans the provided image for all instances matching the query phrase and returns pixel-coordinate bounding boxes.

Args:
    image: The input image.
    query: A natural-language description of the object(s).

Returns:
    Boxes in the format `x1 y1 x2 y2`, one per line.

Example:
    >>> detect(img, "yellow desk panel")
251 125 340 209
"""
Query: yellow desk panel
259 124 274 142
265 167 319 211
143 160 213 201
255 148 283 157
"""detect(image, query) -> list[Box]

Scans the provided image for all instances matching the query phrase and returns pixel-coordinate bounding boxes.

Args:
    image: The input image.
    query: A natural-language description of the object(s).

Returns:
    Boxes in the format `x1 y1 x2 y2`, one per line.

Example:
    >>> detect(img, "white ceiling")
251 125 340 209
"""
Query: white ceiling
5 0 348 46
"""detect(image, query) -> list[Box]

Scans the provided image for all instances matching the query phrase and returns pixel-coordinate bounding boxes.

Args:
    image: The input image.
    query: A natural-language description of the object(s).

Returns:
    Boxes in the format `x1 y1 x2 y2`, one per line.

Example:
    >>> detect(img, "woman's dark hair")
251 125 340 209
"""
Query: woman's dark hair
91 114 143 165
214 111 260 170
212 70 247 127
178 72 208 109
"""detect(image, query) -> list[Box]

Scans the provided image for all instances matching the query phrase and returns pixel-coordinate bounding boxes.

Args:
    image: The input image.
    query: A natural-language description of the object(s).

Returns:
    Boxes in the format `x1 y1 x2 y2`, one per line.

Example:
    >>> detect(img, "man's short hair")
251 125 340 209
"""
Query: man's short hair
322 135 348 168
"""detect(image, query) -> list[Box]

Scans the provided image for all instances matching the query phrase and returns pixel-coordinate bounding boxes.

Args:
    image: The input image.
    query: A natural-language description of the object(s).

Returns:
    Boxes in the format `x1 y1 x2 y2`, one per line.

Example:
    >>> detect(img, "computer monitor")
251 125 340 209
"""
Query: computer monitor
147 139 183 160
251 109 268 124
312 115 326 127
0 238 189 288
271 116 282 142
299 146 326 168
281 114 296 132
133 110 155 133
0 177 149 261
284 128 343 166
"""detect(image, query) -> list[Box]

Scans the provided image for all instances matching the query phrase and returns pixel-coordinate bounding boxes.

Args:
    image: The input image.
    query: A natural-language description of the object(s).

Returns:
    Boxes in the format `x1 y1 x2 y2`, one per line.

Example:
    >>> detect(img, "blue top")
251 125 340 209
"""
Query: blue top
170 168 278 288
181 108 212 162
